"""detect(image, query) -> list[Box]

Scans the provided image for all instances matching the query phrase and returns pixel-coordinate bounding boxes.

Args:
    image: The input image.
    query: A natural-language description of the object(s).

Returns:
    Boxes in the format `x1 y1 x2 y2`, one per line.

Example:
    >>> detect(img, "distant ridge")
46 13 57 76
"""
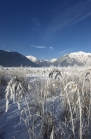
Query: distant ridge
26 51 91 67
26 55 57 67
0 50 40 67
1 50 90 67
54 51 91 67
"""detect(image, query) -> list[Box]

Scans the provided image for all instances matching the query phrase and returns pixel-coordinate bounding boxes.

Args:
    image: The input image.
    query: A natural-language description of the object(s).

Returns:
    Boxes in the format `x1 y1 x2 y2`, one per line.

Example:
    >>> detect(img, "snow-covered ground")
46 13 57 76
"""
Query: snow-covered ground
1 67 91 139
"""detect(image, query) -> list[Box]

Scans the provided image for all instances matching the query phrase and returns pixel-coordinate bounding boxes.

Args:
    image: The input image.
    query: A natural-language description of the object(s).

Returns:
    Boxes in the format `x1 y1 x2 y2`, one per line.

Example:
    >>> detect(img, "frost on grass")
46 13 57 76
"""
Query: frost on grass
5 76 28 112
1 67 91 139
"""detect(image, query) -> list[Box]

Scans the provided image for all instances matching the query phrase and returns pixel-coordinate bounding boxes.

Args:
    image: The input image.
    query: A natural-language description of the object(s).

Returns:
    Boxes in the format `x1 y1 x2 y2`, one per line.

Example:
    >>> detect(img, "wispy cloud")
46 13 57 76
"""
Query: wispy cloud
31 45 47 49
43 0 91 40
31 18 41 34
0 45 6 49
49 46 54 50
59 48 75 56
31 45 54 50
35 46 47 48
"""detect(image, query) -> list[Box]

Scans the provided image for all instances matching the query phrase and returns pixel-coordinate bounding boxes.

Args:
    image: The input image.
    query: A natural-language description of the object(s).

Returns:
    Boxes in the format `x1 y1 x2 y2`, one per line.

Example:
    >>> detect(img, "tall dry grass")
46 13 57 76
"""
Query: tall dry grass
4 67 91 139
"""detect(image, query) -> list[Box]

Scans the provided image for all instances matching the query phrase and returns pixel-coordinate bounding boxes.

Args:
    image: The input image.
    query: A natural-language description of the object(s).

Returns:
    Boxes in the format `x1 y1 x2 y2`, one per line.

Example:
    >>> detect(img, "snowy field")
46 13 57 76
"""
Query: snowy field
0 66 91 139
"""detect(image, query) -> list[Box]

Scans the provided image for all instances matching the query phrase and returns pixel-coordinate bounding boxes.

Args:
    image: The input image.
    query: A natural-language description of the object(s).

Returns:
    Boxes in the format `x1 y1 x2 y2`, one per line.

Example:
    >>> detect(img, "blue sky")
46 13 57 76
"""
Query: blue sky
0 0 91 60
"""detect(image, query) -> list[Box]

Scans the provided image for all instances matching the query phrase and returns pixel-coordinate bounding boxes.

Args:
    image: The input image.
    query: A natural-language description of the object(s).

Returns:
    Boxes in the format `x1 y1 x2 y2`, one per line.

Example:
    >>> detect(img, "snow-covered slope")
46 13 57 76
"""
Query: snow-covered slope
68 51 91 64
26 51 91 67
54 51 91 66
26 55 37 62
26 56 57 63
26 56 57 66
50 58 57 63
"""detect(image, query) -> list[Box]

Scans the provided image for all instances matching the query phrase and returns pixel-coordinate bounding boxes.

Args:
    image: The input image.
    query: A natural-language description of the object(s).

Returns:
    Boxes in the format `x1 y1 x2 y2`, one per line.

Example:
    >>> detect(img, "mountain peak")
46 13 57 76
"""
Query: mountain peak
68 51 91 61
26 55 37 62
50 58 57 63
69 51 91 56
26 51 91 67
56 51 91 67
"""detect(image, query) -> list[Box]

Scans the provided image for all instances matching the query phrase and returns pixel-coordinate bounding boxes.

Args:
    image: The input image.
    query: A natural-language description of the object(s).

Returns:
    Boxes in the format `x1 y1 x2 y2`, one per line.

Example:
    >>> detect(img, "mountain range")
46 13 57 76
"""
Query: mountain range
0 50 91 67
0 50 40 67
26 56 57 67
26 51 91 67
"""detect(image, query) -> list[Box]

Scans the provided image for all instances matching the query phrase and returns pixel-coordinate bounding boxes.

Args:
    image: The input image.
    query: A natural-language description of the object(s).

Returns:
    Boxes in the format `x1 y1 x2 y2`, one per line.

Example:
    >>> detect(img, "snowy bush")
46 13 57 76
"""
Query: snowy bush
5 76 28 112
0 68 8 98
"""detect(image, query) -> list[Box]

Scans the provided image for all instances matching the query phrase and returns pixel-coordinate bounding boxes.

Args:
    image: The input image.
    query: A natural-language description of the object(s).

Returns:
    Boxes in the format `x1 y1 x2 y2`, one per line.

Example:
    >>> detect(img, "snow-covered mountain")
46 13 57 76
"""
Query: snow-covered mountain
50 58 57 63
26 56 57 67
26 56 57 63
26 51 91 67
68 51 91 64
26 55 38 62
54 51 91 67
